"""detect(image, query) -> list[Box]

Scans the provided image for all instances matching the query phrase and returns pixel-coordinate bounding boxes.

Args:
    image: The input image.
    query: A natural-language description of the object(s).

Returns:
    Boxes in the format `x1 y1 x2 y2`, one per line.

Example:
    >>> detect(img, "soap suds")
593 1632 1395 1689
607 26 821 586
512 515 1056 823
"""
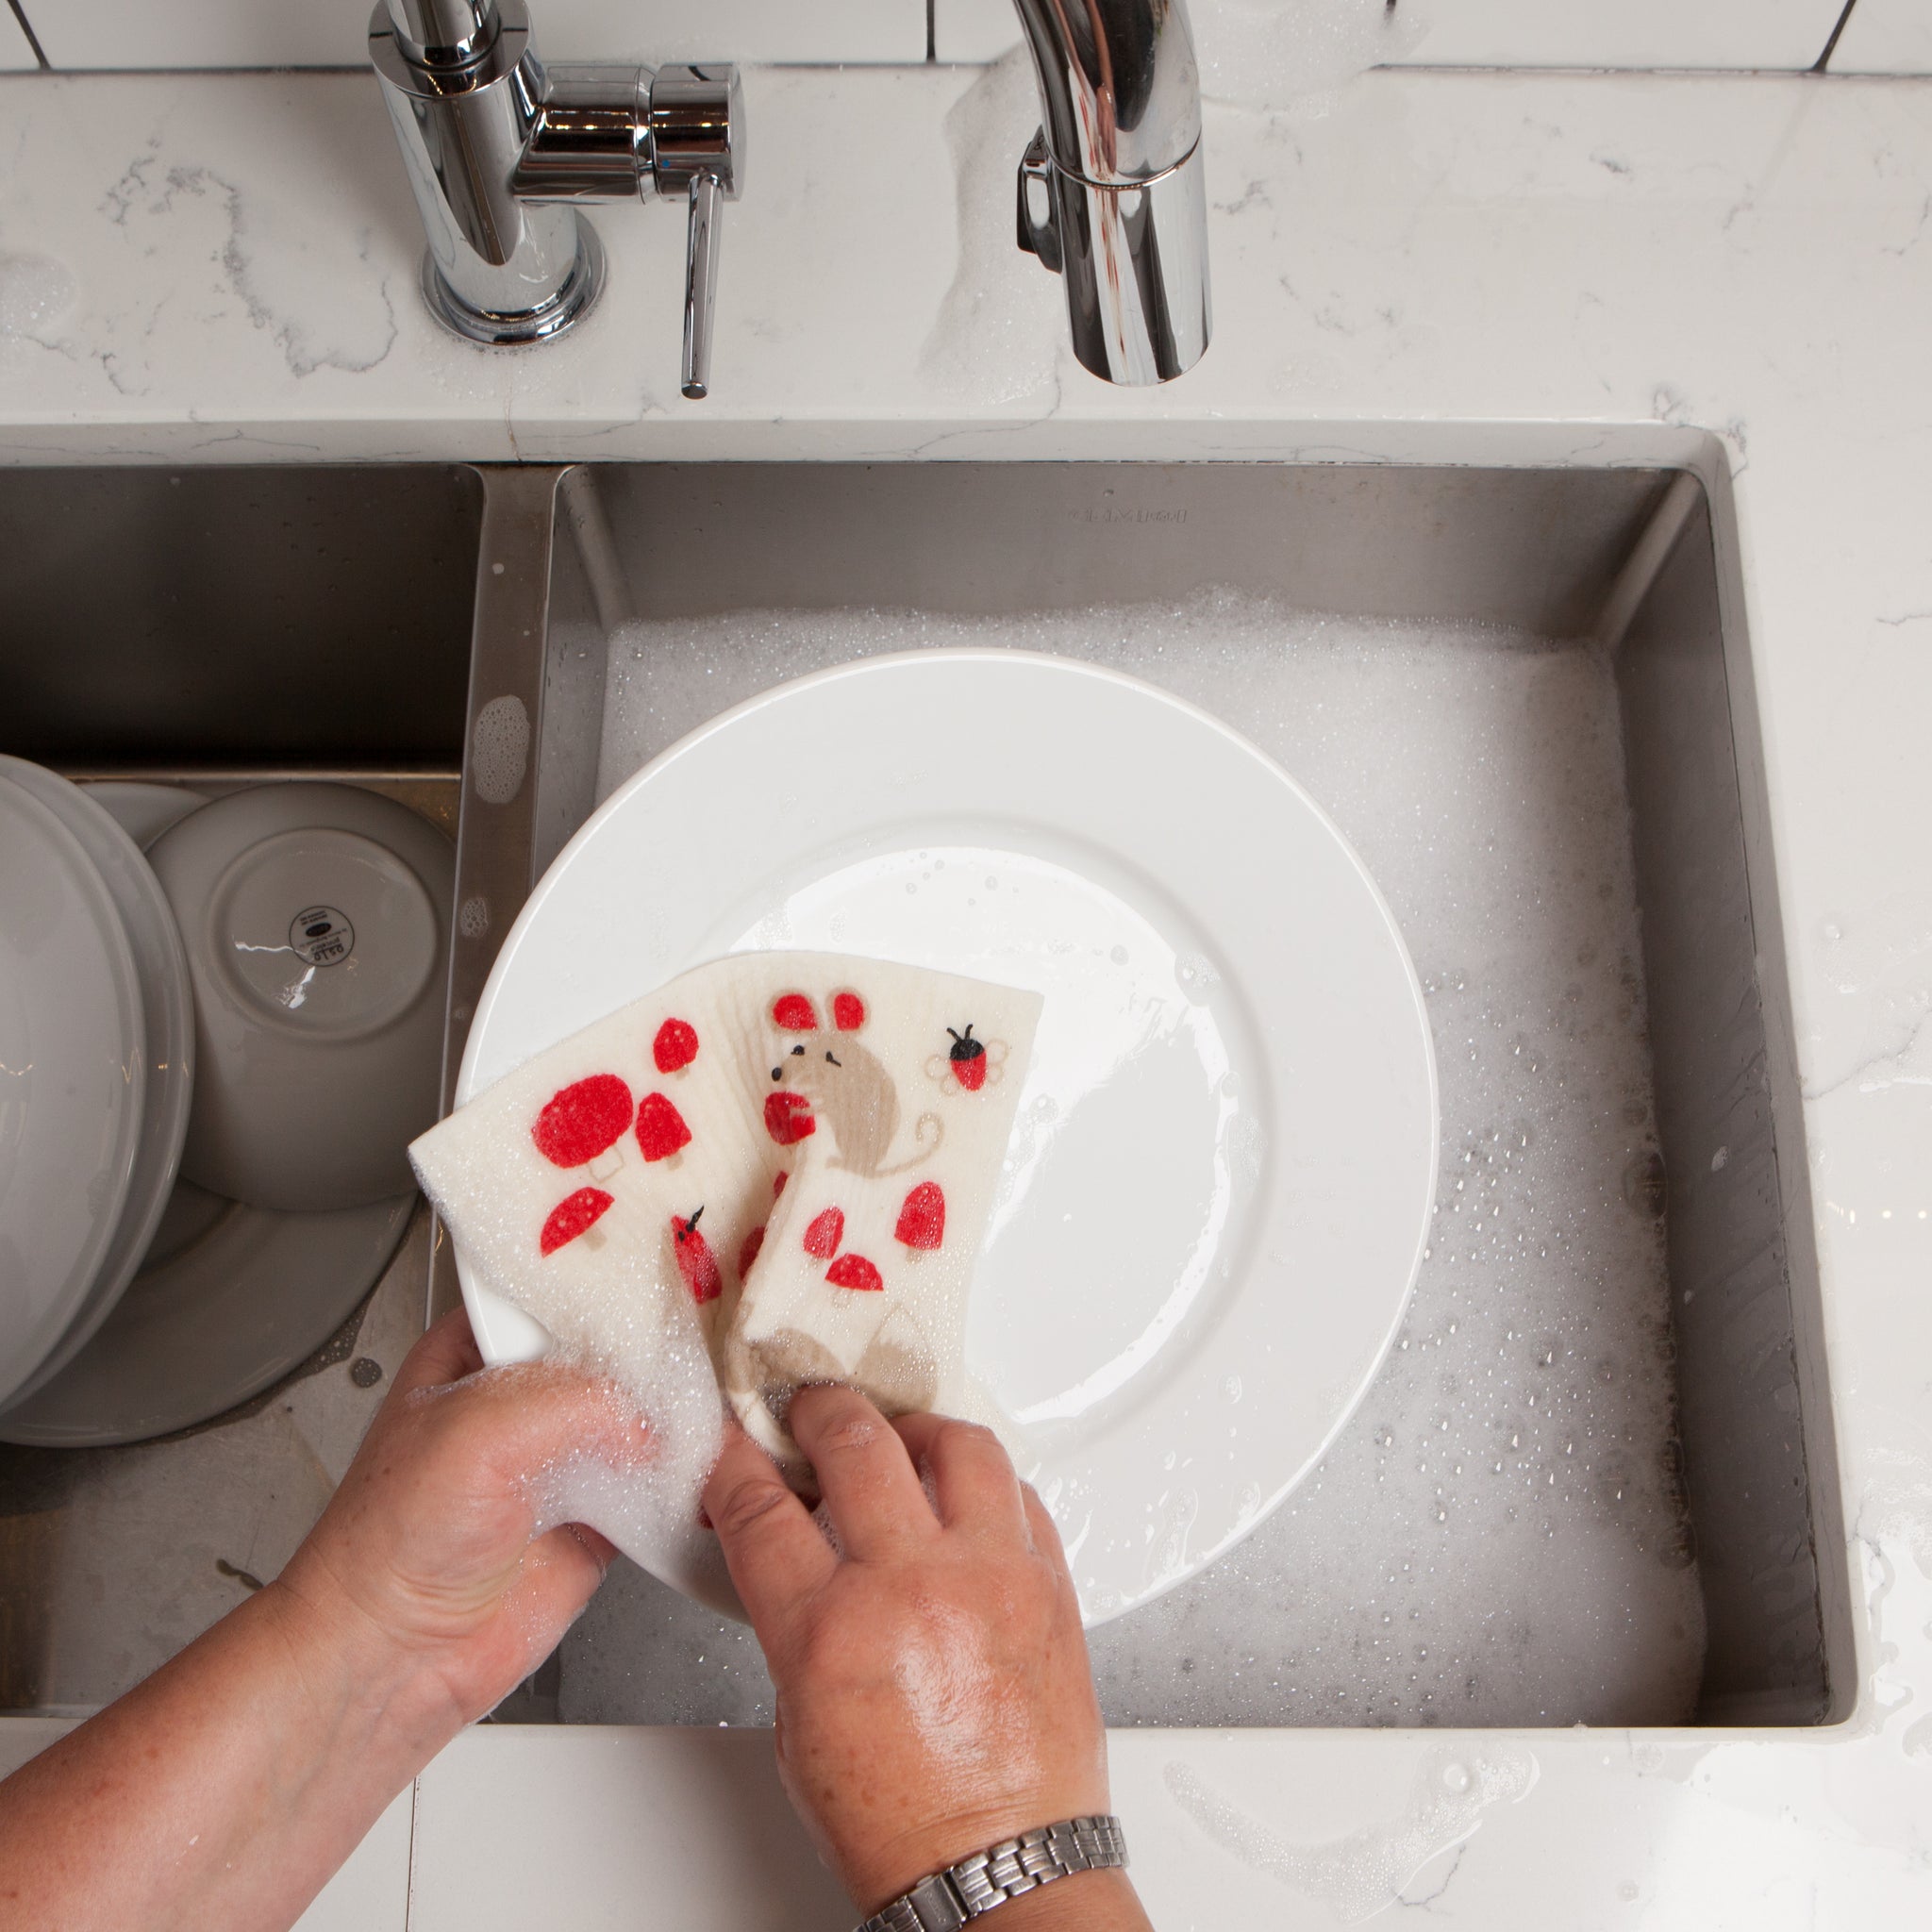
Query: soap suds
1165 1744 1536 1922
578 591 1706 1729
1196 1 1435 113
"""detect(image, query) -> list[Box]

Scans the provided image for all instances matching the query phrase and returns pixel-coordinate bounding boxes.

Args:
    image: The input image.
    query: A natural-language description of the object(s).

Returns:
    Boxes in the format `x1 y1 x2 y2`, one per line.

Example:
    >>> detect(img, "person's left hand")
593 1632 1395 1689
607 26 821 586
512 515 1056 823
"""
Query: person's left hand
274 1308 644 1733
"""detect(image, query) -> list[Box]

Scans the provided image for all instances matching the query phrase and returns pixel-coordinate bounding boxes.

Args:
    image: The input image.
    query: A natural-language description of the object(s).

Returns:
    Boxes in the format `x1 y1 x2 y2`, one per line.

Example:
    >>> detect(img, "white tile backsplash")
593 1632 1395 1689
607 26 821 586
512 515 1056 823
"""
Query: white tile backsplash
1830 0 1932 73
938 0 1856 74
1 5 38 69
1387 0 1849 69
15 0 1888 75
22 0 927 71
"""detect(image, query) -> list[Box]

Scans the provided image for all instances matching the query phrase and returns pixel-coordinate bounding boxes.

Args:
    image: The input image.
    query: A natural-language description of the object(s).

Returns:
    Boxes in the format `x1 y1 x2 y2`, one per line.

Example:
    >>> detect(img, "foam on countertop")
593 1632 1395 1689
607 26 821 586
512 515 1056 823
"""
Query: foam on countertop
578 593 1704 1729
1195 0 1435 112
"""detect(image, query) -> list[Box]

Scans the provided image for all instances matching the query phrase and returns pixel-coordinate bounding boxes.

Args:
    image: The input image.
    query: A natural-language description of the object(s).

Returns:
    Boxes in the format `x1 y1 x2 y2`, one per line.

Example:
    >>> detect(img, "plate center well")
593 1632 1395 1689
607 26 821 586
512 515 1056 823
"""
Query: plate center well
728 840 1265 1430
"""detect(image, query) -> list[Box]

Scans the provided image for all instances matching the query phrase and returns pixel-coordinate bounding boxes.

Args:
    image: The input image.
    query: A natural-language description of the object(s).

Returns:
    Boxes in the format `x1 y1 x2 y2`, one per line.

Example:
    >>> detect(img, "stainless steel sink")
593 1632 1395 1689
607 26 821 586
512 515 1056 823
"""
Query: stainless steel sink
0 454 1850 1734
0 464 478 1716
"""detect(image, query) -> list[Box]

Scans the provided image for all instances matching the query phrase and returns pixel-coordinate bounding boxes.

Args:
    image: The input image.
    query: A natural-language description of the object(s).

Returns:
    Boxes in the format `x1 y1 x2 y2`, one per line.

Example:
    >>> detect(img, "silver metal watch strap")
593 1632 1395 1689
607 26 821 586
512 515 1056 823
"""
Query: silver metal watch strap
856 1816 1128 1932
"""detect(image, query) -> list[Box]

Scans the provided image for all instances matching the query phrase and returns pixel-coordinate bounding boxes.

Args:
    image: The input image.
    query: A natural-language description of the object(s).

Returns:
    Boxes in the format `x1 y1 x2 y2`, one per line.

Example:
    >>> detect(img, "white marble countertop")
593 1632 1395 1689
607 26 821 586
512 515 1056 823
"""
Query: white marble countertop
4 55 1931 1929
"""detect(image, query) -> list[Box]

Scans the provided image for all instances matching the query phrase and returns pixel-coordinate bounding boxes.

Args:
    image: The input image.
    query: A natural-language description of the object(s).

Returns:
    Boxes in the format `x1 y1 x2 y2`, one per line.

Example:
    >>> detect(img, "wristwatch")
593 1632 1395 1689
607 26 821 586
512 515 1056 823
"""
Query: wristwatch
855 1816 1128 1932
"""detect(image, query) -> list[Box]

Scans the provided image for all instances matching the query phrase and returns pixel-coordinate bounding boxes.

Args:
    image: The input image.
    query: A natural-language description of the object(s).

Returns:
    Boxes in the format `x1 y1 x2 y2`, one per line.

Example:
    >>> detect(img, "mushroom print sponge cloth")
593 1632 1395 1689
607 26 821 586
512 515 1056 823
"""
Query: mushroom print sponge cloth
408 953 1041 1491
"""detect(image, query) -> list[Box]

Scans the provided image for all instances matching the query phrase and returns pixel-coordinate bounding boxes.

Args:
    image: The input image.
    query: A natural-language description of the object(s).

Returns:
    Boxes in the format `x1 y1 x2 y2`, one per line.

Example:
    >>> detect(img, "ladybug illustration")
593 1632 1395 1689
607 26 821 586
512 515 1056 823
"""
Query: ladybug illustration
672 1207 723 1304
947 1024 988 1092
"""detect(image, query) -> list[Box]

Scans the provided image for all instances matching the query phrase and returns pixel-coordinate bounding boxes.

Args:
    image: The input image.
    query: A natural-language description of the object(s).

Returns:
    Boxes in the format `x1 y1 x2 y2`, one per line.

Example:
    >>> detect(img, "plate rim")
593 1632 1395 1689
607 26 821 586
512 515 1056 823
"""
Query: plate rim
0 774 149 1407
0 758 195 1408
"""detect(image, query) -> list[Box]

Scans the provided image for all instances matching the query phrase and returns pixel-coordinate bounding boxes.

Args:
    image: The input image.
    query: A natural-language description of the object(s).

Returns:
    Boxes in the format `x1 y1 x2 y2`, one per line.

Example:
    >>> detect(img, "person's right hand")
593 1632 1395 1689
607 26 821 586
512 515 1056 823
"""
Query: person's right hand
703 1386 1150 1925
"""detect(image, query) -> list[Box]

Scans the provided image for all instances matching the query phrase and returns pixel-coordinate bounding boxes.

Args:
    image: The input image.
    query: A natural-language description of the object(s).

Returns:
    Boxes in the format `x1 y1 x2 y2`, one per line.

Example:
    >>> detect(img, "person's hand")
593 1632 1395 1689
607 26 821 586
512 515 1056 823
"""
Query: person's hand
273 1308 642 1737
0 1310 649 1932
704 1386 1142 1924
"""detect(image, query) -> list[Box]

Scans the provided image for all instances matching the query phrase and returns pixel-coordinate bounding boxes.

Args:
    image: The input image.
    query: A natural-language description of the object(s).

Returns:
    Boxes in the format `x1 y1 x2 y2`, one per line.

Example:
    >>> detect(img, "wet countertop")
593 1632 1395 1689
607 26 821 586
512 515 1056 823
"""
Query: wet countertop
2 55 1930 1929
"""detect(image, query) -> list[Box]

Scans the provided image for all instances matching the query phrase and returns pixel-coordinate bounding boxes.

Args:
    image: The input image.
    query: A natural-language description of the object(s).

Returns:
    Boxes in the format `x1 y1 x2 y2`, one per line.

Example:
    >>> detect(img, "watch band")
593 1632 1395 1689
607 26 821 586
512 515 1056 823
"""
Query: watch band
856 1815 1128 1932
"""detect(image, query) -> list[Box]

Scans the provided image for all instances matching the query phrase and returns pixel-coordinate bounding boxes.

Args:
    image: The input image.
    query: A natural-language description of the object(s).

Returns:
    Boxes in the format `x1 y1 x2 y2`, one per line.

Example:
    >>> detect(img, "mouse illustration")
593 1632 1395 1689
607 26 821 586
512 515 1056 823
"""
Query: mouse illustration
764 989 942 1177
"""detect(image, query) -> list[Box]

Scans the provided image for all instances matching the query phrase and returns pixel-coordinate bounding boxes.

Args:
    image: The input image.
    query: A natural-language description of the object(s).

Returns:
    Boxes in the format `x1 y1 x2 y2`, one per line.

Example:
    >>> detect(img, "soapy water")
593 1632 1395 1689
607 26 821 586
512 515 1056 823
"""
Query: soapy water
0 254 80 344
564 592 1703 1728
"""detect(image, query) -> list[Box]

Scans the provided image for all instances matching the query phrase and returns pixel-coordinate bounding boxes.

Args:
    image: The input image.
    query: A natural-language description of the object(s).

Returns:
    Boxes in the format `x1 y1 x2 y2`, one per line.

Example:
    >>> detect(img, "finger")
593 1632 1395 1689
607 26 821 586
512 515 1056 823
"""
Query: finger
704 1425 838 1626
388 1307 487 1400
788 1384 939 1560
891 1412 1026 1540
489 1524 612 1702
1021 1483 1075 1579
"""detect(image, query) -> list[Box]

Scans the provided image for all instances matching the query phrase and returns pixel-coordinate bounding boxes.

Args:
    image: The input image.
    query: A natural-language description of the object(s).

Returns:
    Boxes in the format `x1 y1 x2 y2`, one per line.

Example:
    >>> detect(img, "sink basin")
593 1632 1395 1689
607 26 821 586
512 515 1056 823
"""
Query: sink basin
0 451 1850 1734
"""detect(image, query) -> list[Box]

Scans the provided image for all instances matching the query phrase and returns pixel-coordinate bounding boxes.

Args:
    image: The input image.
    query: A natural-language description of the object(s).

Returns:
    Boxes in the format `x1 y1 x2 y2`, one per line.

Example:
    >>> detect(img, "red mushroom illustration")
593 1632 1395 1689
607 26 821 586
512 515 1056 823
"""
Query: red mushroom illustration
672 1207 722 1303
895 1181 945 1253
825 1253 884 1293
541 1186 614 1257
532 1073 633 1168
636 1091 692 1161
653 1017 699 1074
802 1207 845 1259
763 1091 815 1146
738 1224 765 1277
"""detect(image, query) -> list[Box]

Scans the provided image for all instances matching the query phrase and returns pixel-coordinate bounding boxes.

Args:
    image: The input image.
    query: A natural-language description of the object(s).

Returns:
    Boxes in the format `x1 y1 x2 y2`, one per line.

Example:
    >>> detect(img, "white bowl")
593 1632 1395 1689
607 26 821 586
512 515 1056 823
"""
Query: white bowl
0 775 147 1408
0 759 194 1409
0 1182 415 1446
147 783 454 1212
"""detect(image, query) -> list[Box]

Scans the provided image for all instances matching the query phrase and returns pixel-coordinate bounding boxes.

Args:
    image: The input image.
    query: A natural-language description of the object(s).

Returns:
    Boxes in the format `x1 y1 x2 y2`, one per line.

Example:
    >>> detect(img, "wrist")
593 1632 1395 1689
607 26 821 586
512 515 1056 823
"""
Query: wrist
988 1871 1149 1931
260 1558 463 1775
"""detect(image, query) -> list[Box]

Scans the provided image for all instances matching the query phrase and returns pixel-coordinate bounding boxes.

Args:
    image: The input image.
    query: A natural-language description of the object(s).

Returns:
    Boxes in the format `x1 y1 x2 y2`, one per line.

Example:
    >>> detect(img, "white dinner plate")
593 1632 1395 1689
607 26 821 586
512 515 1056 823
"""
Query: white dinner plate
0 1182 415 1446
0 775 148 1409
0 759 195 1410
458 652 1438 1624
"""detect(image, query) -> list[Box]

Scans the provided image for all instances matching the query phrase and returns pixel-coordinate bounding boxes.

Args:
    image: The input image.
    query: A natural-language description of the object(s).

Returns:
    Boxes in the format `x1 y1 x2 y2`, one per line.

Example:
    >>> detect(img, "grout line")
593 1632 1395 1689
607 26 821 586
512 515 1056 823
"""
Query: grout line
6 0 48 70
403 1774 422 1931
1814 0 1860 73
926 0 937 65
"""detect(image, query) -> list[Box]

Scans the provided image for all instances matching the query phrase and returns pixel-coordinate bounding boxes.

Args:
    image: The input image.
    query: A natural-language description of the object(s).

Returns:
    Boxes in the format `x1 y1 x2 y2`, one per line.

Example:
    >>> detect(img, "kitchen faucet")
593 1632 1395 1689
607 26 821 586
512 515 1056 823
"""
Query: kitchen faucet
368 0 1208 395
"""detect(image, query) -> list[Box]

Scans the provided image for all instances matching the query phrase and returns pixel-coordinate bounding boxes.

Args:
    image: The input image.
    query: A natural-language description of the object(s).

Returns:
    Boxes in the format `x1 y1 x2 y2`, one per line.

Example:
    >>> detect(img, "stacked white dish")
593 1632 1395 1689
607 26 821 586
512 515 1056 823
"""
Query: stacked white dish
0 770 446 1444
0 763 192 1414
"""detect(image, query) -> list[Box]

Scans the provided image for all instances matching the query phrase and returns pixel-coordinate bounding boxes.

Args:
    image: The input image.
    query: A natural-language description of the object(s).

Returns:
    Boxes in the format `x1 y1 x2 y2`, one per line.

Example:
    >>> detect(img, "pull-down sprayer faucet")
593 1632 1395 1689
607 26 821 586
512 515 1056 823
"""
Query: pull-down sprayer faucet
369 0 1208 393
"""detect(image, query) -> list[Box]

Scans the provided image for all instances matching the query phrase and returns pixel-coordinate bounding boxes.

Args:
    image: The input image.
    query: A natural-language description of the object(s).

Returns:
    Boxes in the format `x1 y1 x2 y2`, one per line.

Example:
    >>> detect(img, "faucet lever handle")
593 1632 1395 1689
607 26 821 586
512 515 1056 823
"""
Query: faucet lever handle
1016 129 1063 275
648 61 742 403
681 171 723 401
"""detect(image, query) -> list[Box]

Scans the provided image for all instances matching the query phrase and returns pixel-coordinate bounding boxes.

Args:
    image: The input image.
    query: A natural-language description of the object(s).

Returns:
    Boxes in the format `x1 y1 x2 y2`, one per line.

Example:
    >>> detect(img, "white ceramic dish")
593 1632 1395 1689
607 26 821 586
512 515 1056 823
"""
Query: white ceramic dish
458 652 1439 1625
147 783 454 1211
0 758 196 1409
0 775 148 1409
80 780 210 851
0 1182 416 1446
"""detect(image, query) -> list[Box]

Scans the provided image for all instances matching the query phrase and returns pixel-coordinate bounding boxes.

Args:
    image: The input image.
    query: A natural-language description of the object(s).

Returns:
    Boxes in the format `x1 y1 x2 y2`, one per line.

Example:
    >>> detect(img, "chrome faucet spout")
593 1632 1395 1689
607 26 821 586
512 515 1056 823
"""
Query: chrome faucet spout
1010 0 1211 384
369 0 741 394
